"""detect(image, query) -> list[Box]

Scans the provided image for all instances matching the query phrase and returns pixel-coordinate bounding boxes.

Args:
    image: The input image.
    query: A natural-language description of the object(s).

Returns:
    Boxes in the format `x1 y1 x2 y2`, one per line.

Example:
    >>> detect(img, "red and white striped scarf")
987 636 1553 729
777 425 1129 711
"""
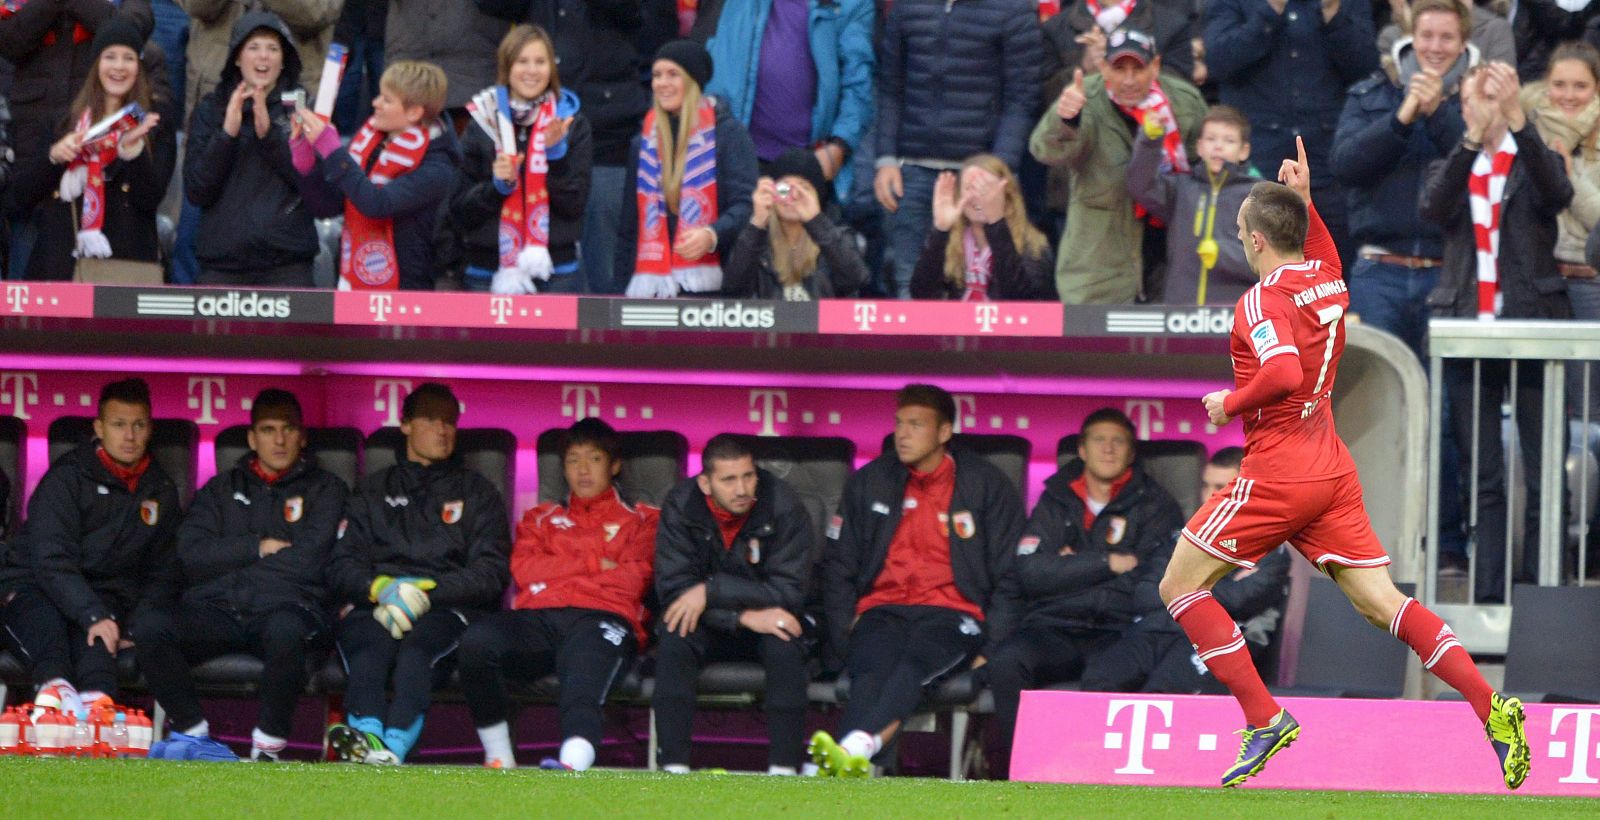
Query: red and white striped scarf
960 228 992 302
339 119 434 291
1116 78 1187 174
497 93 556 286
1468 133 1517 320
1086 0 1137 32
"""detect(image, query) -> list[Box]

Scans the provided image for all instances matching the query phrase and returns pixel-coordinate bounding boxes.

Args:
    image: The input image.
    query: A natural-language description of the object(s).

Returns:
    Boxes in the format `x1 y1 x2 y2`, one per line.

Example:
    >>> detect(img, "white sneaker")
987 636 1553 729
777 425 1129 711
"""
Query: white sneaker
365 749 401 766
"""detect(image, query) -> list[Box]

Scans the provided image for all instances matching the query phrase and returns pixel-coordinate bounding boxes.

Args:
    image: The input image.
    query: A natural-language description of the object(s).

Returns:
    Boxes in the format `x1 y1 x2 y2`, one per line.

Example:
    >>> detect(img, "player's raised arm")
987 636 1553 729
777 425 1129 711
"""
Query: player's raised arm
1279 136 1340 276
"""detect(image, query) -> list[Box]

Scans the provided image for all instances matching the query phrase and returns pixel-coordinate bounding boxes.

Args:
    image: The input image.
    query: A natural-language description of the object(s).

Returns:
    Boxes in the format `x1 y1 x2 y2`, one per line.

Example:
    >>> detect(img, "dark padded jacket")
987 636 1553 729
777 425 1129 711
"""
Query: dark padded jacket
655 468 817 635
185 11 321 277
525 0 651 167
175 453 347 615
824 447 1025 661
1012 463 1182 631
0 442 179 628
1421 126 1574 320
328 458 510 611
874 0 1043 168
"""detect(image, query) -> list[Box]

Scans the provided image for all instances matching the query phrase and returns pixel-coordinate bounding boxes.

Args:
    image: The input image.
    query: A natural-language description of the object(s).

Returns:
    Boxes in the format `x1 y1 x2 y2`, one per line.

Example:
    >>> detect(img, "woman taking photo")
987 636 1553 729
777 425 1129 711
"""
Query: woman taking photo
723 148 867 300
617 39 757 298
909 154 1054 301
450 24 592 294
11 19 172 282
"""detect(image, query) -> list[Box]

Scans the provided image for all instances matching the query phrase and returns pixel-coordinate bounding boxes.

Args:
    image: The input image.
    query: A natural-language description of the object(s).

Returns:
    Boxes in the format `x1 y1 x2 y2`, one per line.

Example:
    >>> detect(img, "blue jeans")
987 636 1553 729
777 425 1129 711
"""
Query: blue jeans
1347 258 1438 362
582 164 627 294
170 198 201 285
150 0 188 125
883 164 939 299
333 35 386 136
6 217 35 280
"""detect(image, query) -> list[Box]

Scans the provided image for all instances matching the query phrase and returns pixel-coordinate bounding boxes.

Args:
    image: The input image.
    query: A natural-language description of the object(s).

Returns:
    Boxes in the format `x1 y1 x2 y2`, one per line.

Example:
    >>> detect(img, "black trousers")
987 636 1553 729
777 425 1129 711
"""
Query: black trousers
985 623 1118 765
458 608 635 746
0 585 119 697
651 622 810 769
1078 629 1227 696
1445 358 1555 602
132 600 328 738
840 605 983 740
336 607 473 731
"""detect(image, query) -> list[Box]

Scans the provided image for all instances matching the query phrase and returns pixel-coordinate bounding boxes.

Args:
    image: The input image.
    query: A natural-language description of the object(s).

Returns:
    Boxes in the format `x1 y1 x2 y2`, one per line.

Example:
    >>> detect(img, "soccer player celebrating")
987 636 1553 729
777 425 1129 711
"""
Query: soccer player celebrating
810 384 1024 777
325 383 511 765
651 435 817 775
1157 138 1530 788
457 419 658 771
0 378 179 714
139 389 347 762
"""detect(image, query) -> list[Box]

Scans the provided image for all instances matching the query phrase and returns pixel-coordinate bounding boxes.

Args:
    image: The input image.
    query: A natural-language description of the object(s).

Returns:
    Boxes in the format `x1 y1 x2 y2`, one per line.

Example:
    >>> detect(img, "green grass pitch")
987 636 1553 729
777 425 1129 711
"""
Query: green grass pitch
1 758 1592 818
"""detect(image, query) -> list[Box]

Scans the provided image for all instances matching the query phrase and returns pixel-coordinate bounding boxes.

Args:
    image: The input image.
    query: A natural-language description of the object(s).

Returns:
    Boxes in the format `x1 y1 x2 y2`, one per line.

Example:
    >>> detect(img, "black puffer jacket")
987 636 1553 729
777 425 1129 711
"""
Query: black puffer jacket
0 442 179 628
875 0 1043 168
328 458 510 610
722 215 869 300
1011 463 1182 630
527 0 651 167
451 94 593 274
1421 126 1574 320
175 454 347 616
824 448 1025 661
184 11 320 278
654 468 817 634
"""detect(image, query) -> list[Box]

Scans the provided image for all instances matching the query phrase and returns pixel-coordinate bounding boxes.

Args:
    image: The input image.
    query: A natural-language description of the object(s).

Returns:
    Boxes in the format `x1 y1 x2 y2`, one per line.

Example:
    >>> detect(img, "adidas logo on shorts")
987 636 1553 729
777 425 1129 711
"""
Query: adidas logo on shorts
1219 538 1238 551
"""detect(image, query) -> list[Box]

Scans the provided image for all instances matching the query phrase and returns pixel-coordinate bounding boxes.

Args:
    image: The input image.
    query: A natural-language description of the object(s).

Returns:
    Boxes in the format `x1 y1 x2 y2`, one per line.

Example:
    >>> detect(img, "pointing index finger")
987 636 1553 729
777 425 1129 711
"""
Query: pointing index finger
1296 135 1307 169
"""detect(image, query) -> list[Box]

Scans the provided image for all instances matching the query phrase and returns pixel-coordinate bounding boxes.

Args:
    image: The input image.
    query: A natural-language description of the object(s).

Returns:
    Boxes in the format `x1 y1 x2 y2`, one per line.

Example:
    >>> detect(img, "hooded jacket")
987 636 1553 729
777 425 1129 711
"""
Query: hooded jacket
328 458 511 611
1330 40 1476 257
654 469 817 636
179 0 339 123
511 488 658 643
184 11 321 278
824 447 1025 661
1127 132 1260 306
174 453 347 616
0 442 179 628
451 88 593 275
1011 462 1182 631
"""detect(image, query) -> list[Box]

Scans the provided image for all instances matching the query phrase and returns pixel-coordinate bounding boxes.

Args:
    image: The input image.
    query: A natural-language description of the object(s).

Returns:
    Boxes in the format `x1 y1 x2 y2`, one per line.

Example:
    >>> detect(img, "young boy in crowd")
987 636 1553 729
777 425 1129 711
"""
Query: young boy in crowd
296 61 460 291
1126 105 1260 305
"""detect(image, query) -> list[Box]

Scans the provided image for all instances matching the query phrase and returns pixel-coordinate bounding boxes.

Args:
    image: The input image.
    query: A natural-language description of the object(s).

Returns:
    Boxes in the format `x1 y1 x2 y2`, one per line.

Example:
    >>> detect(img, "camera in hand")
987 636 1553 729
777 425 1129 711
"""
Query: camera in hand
775 181 793 200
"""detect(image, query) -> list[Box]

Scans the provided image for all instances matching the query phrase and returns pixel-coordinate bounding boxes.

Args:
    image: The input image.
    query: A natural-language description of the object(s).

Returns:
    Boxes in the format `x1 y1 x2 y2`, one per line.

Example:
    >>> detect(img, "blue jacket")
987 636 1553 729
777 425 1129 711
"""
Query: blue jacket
703 0 875 196
1329 73 1464 258
1203 0 1376 183
875 0 1043 169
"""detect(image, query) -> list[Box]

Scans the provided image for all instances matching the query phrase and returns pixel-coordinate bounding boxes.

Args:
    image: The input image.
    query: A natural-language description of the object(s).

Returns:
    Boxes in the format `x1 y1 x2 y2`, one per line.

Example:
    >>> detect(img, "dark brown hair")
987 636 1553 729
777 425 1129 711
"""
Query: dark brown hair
1200 105 1251 144
495 24 561 95
1242 182 1309 255
65 44 153 135
896 384 957 428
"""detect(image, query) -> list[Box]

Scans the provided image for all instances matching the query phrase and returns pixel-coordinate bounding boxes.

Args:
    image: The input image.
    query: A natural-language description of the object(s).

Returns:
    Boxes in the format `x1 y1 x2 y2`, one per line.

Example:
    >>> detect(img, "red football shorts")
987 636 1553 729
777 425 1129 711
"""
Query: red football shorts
1180 471 1389 572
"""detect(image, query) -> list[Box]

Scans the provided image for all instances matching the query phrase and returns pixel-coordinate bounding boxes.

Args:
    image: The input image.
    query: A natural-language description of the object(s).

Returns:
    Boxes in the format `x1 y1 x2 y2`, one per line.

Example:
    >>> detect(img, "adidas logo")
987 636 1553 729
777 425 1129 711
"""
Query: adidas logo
1219 538 1238 551
1436 625 1455 640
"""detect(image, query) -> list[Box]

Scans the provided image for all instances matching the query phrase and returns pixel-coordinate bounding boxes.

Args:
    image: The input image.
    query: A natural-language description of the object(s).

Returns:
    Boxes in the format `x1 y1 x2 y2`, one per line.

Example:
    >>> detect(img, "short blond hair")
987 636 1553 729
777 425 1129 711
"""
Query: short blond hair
381 61 448 121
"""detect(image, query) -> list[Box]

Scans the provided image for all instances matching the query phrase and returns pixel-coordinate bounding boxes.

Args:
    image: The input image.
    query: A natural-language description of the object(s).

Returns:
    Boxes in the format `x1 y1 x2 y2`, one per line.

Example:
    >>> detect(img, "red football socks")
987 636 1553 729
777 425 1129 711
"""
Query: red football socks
1390 598 1492 722
1169 590 1281 727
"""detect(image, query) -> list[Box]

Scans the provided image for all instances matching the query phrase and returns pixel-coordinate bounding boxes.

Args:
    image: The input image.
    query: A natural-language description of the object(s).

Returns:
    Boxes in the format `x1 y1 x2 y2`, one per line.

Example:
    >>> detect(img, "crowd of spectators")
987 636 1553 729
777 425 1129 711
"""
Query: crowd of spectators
0 0 1594 307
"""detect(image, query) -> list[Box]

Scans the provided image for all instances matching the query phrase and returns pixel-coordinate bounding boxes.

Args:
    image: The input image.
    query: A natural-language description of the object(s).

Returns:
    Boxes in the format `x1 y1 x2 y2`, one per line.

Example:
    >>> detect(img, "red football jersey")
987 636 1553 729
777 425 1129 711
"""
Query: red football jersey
1227 205 1358 482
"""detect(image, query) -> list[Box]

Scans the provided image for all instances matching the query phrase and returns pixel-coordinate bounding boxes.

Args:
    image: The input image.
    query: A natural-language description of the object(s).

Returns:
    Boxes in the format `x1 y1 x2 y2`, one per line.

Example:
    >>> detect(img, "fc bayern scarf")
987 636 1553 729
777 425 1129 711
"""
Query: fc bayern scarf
628 98 721 298
960 228 992 302
59 109 133 260
1117 78 1187 174
339 119 433 290
1469 132 1517 320
494 92 556 293
1086 0 1137 32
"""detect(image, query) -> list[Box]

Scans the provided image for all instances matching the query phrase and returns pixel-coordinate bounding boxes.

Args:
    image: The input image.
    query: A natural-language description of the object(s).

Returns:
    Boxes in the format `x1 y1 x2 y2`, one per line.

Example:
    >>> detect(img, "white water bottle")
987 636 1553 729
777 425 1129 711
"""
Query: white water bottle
108 713 129 758
72 711 93 756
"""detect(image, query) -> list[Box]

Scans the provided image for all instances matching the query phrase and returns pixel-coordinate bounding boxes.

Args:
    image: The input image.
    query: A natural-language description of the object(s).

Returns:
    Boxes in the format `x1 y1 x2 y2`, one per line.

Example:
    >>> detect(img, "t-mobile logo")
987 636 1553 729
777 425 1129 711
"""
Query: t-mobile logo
1105 699 1174 775
1550 708 1600 784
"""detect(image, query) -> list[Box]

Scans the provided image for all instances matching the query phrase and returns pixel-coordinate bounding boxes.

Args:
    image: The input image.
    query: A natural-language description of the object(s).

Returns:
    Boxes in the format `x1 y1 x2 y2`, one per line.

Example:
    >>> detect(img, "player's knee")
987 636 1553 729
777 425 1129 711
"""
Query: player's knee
1158 574 1197 607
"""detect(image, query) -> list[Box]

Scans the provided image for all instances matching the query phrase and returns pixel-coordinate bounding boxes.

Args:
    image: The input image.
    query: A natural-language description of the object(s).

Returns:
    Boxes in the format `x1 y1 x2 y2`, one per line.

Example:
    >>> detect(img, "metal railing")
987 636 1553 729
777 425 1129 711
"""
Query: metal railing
1426 319 1599 653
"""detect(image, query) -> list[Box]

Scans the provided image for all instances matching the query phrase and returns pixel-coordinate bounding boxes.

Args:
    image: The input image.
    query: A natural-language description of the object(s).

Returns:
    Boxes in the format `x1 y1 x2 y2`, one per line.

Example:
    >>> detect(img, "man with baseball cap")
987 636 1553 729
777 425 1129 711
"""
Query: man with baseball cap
1031 26 1206 304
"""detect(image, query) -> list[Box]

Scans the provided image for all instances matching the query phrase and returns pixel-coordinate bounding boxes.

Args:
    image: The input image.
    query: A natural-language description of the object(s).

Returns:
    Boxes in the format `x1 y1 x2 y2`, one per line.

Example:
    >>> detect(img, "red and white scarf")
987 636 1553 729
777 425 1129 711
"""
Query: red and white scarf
1468 133 1517 320
1117 78 1187 174
627 98 721 298
492 93 556 294
1086 0 1137 32
960 228 993 302
58 109 134 260
339 119 433 291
